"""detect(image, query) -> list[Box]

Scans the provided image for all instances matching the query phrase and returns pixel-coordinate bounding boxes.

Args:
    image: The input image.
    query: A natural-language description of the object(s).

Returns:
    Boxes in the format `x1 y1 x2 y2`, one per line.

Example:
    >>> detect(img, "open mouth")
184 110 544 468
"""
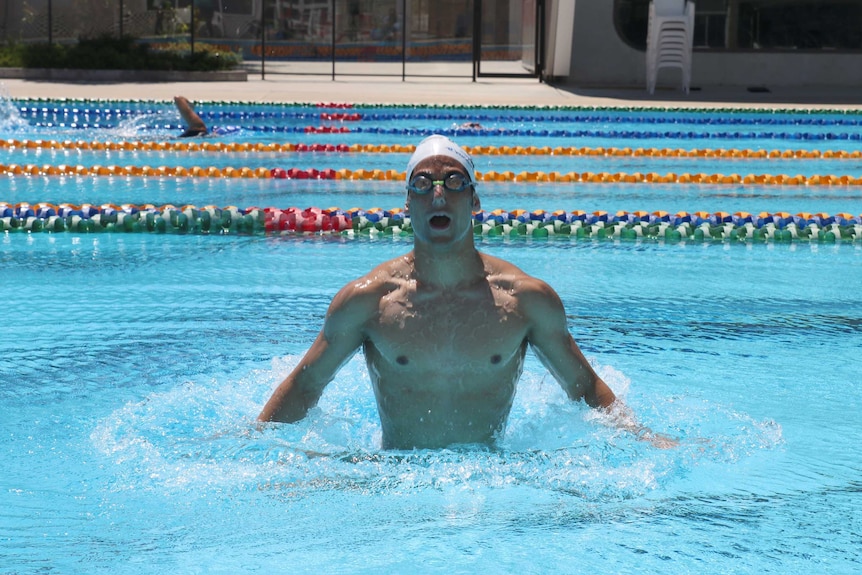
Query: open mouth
429 215 451 230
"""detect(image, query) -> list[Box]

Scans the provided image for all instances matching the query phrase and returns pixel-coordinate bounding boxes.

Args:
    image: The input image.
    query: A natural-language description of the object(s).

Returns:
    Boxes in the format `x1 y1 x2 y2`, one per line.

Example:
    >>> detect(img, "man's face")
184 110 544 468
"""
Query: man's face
406 155 480 246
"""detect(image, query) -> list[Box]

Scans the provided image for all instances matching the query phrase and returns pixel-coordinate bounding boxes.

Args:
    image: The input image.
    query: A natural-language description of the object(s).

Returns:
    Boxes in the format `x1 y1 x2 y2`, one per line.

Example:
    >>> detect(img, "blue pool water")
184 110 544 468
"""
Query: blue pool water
1 96 861 574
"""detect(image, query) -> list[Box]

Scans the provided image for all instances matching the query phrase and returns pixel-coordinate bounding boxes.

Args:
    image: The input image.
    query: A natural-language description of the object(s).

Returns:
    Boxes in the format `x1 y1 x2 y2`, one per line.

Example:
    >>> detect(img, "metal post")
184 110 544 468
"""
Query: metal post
472 0 481 81
536 0 544 82
191 0 196 55
48 0 53 44
119 0 124 36
401 0 406 81
331 0 336 80
261 0 267 79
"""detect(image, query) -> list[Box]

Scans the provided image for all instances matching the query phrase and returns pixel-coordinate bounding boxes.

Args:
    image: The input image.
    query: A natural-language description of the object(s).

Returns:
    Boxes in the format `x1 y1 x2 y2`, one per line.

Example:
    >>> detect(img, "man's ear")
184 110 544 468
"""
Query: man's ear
405 196 410 213
472 189 481 212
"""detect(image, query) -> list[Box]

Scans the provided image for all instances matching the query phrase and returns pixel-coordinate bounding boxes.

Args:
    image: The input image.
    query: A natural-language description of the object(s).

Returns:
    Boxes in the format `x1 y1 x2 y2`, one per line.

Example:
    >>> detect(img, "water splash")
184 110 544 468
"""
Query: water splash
113 109 179 140
0 85 28 132
91 355 782 501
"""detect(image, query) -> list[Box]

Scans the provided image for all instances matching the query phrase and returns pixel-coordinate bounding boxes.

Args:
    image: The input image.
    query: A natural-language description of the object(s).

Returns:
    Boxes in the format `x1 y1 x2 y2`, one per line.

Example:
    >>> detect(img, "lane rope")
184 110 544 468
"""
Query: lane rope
4 138 862 161
2 203 860 243
21 121 862 141
1 162 861 185
14 98 862 116
19 107 862 127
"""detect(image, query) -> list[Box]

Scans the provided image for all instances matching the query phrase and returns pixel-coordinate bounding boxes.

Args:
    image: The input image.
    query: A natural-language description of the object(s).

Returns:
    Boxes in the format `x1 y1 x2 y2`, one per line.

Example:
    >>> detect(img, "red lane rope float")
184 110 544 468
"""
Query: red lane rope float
2 163 862 186
303 126 350 133
6 138 862 161
319 112 362 121
2 203 860 242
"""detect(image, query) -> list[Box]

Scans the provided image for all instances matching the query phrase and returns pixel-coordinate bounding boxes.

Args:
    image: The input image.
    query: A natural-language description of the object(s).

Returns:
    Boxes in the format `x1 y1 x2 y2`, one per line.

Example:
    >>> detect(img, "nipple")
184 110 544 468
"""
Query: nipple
491 354 501 364
396 355 409 365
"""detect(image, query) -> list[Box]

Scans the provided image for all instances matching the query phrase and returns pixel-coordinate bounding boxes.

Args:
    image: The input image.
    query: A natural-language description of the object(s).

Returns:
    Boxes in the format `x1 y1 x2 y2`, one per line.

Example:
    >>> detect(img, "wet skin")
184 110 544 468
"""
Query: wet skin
361 251 530 448
259 155 623 449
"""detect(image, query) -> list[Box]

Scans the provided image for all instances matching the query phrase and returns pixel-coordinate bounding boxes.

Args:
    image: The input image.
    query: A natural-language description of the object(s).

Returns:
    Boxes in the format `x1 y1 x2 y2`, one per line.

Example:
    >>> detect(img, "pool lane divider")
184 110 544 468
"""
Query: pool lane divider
2 204 860 242
16 98 862 116
21 108 862 128
1 162 862 186
6 138 862 161
19 123 862 141
18 106 862 127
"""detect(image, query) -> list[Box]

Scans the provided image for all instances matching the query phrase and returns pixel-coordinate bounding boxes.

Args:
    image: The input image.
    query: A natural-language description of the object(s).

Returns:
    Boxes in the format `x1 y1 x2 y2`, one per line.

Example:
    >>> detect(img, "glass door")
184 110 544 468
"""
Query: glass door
474 0 543 78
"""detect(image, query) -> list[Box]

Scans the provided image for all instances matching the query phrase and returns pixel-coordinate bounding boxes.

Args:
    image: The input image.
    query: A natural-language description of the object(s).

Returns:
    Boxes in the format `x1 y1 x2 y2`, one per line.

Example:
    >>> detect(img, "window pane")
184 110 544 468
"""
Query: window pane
736 1 862 49
614 0 862 51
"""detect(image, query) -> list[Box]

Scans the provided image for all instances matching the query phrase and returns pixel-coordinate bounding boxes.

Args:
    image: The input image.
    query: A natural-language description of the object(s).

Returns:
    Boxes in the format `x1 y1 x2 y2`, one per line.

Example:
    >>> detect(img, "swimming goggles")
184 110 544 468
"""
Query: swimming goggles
406 172 473 194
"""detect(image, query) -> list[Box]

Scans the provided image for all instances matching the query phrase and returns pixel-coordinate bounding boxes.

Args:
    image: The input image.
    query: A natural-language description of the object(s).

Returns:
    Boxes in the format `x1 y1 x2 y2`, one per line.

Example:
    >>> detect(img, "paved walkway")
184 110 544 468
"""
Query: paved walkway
3 73 862 110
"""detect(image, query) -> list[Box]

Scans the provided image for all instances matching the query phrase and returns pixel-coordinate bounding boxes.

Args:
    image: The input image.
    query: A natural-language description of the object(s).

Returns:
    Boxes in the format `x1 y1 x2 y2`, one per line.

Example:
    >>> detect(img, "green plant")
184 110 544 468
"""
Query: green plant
0 43 26 67
0 34 241 71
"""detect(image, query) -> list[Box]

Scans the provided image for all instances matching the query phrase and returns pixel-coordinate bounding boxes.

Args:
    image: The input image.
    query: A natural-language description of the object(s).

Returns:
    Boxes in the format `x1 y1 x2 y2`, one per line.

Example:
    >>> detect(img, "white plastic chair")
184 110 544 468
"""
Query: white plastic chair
646 0 696 95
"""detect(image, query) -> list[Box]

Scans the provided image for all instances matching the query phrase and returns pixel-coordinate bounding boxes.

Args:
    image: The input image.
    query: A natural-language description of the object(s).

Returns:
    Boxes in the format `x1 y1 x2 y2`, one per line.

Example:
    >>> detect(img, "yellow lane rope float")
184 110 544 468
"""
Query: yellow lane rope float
4 138 862 160
2 203 860 243
1 162 861 186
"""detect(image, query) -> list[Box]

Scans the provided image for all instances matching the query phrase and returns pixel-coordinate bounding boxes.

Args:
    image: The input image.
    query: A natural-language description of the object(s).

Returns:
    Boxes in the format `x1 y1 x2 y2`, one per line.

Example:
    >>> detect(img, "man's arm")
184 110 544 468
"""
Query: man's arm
173 95 208 137
522 278 677 447
257 281 372 423
522 278 616 408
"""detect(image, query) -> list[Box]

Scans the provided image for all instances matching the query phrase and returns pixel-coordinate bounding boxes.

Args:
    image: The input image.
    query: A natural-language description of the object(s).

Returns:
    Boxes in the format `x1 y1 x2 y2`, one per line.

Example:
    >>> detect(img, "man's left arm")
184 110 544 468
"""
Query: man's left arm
523 278 677 448
522 278 614 407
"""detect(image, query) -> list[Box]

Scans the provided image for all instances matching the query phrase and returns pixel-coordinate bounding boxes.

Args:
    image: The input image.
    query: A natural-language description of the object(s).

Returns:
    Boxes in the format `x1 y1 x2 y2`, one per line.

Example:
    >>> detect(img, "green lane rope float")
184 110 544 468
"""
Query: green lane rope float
2 203 860 243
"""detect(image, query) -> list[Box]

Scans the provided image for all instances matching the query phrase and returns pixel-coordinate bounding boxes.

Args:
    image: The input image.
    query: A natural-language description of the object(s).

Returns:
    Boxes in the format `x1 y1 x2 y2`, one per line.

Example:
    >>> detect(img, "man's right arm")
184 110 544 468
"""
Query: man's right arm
257 281 373 423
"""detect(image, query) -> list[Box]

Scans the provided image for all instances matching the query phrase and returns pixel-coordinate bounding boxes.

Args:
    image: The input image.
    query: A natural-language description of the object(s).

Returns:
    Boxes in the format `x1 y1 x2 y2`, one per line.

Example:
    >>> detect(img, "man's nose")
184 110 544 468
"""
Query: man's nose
430 183 447 205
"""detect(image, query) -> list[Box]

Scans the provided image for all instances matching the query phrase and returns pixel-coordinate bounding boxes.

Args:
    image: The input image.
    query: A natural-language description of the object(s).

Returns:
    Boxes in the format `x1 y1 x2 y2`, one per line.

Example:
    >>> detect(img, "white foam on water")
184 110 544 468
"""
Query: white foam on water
0 85 29 131
91 354 782 502
112 109 180 140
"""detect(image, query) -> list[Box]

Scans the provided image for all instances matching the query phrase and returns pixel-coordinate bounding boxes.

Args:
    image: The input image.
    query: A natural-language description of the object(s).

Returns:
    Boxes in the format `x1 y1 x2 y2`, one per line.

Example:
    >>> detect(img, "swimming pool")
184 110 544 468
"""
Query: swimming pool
2 96 860 574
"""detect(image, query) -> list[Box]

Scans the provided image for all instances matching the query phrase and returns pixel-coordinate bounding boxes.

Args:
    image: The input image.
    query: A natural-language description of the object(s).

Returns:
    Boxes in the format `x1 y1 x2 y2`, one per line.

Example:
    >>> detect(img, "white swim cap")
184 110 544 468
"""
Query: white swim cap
406 135 475 182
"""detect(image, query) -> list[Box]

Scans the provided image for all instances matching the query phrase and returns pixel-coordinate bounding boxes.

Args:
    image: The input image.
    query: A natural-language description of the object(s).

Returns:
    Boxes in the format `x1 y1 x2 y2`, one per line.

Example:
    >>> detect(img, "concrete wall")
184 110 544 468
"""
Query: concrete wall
563 0 862 89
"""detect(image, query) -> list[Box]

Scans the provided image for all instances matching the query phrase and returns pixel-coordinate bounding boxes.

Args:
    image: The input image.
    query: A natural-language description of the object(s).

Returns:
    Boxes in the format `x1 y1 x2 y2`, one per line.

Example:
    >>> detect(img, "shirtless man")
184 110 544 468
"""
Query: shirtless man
259 135 672 449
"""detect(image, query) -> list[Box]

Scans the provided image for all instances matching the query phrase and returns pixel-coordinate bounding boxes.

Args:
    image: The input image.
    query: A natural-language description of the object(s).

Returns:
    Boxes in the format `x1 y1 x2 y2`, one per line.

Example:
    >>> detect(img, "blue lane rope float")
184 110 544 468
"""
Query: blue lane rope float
22 120 862 141
18 107 862 127
24 122 349 134
347 127 862 141
2 203 860 243
15 99 862 119
16 99 862 140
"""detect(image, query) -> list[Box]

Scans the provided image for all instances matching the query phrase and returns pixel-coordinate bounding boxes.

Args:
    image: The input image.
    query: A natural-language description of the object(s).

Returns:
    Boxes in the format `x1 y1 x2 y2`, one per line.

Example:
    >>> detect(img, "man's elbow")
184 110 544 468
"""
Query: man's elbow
585 382 617 410
258 405 305 424
258 387 320 423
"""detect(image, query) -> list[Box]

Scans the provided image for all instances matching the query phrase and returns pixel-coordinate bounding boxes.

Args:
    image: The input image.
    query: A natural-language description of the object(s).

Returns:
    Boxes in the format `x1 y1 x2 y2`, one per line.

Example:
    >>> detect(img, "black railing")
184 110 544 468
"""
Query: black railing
2 0 543 82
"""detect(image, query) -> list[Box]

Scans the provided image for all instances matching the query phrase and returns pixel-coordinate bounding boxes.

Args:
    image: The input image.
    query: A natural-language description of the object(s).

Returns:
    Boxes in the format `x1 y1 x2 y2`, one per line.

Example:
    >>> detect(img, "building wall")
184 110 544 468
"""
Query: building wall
563 0 862 88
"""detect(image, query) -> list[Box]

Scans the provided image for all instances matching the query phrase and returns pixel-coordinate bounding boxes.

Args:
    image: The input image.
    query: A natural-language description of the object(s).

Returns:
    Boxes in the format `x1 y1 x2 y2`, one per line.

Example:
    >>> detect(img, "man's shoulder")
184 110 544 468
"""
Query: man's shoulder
480 252 562 313
481 253 552 291
331 254 411 305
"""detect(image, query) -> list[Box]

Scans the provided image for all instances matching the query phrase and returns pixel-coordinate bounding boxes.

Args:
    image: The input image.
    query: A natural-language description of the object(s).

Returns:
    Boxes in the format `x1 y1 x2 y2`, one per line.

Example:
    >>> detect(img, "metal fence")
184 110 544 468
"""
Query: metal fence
0 0 541 80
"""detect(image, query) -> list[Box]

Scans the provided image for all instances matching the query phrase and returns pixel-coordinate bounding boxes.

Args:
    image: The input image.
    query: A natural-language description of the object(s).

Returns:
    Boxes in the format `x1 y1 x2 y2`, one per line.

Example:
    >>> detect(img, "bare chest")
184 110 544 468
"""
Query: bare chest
367 284 527 367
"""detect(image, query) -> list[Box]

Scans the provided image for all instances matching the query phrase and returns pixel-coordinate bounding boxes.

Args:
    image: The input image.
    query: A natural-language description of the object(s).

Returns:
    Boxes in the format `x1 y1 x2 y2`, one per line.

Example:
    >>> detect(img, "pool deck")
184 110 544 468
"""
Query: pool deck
3 73 862 110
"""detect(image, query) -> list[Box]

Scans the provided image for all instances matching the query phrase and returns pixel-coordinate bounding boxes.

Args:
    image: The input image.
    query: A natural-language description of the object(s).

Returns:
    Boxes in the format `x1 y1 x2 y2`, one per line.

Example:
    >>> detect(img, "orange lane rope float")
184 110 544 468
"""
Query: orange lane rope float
2 203 860 243
1 163 862 186
4 138 862 160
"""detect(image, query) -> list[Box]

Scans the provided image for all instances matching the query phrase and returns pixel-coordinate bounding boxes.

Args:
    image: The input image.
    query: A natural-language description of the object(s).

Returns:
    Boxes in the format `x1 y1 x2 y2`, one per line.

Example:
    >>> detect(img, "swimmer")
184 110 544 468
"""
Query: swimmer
458 121 483 130
174 95 209 137
259 134 676 450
